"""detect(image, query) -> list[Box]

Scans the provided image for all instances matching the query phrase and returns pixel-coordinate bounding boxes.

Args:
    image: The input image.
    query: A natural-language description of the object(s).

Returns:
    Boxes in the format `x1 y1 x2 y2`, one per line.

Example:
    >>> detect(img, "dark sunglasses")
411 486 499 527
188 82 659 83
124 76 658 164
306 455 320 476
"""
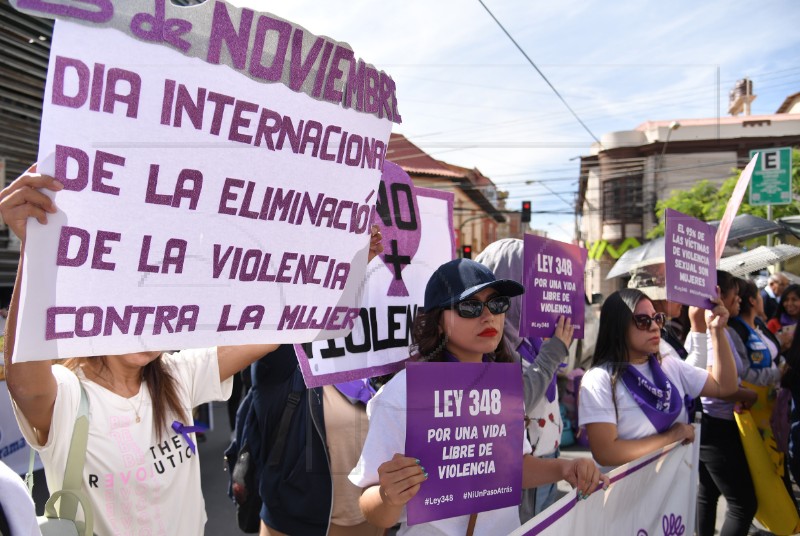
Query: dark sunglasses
454 296 510 318
632 312 667 331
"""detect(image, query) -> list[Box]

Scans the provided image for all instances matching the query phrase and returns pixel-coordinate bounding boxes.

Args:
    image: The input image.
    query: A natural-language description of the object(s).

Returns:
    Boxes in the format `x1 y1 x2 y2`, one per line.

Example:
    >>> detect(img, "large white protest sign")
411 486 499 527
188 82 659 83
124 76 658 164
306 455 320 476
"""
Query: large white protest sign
12 1 399 361
512 436 700 536
296 162 454 386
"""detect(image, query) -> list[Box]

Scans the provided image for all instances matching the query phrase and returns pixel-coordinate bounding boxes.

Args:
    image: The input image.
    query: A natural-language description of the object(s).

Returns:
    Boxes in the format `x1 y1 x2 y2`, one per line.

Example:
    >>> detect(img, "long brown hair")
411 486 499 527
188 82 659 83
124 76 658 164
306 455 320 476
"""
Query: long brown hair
410 308 513 363
65 355 187 439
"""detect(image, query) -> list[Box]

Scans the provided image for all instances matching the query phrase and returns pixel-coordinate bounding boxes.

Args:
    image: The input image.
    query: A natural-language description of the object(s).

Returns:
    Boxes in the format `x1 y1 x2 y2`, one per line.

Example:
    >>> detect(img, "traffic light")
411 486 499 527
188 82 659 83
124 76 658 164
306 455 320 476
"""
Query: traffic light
521 201 531 223
462 245 472 259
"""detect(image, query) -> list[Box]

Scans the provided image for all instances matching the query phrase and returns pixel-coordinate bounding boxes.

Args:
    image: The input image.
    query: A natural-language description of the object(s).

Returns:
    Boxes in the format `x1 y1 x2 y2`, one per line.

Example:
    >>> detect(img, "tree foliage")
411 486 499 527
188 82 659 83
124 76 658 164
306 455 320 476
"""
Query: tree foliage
648 148 800 239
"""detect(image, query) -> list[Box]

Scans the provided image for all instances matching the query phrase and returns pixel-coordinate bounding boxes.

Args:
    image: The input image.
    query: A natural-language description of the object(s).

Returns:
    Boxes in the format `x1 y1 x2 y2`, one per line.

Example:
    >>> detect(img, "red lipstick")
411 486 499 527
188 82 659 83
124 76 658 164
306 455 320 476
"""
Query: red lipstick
479 328 498 337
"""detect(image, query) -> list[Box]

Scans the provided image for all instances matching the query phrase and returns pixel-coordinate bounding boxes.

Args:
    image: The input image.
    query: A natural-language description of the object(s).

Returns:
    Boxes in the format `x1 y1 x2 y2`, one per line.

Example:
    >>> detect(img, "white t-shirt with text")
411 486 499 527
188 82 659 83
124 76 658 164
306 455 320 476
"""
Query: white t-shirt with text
13 348 232 536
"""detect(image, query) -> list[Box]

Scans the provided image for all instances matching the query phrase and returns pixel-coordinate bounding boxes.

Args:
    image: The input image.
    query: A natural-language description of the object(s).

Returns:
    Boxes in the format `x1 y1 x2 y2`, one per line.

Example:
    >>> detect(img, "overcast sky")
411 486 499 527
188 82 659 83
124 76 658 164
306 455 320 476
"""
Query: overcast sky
250 0 800 242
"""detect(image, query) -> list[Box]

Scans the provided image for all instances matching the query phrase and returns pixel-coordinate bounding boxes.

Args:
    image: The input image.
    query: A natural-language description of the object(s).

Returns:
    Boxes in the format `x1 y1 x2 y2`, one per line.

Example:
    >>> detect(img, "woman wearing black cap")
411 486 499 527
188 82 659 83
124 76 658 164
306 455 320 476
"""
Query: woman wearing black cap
349 259 606 535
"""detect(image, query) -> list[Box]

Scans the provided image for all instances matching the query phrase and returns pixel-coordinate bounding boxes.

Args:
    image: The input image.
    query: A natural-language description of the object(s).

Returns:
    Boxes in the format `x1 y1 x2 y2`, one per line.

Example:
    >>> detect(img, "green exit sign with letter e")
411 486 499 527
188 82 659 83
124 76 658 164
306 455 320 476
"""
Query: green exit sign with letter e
749 147 792 206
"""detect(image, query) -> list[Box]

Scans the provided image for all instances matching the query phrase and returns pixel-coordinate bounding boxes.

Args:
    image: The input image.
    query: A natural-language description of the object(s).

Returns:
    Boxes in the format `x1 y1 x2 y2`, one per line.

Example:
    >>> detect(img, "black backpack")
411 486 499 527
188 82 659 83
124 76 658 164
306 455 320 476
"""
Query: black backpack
224 387 263 533
227 345 336 535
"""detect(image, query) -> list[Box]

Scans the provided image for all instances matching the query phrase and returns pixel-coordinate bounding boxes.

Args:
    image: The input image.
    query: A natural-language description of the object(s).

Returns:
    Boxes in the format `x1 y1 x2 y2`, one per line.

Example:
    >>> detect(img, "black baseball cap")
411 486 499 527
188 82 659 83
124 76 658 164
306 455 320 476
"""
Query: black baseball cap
423 259 524 311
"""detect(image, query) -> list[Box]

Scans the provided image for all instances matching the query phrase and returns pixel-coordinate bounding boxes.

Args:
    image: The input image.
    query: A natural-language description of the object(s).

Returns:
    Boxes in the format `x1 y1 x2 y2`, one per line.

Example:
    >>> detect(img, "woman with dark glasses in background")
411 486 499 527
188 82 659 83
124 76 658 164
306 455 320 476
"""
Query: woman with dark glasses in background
578 288 738 471
350 259 607 535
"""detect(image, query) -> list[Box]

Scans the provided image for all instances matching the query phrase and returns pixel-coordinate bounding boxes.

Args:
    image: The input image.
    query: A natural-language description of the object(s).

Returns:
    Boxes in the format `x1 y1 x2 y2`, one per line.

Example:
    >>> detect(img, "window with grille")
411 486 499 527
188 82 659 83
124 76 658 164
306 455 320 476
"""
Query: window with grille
602 175 643 223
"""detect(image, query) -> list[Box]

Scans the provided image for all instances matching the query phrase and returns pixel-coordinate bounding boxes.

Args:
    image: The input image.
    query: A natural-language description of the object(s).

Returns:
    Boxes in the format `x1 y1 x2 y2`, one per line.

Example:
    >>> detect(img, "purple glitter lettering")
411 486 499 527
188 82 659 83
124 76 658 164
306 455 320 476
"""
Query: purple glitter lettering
103 68 141 118
299 120 322 157
312 41 333 98
91 150 124 196
75 306 103 337
45 306 76 340
343 59 366 112
206 91 235 136
218 178 242 215
172 169 203 210
344 135 363 167
17 0 112 23
89 62 104 111
277 305 300 330
253 107 281 150
320 125 341 161
363 66 380 115
288 29 324 91
275 252 297 283
173 84 206 129
51 56 89 109
152 306 178 335
130 0 192 53
56 225 90 267
91 230 121 271
55 145 89 191
322 45 352 104
160 79 175 125
207 2 253 69
249 15 291 82
228 99 259 144
138 235 160 273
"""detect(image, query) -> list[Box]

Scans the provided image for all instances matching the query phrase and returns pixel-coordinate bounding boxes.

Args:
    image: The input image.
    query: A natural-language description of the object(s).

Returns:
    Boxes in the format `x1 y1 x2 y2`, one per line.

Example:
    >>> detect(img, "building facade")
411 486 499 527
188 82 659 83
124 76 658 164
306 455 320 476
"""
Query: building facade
386 133 506 256
577 101 800 298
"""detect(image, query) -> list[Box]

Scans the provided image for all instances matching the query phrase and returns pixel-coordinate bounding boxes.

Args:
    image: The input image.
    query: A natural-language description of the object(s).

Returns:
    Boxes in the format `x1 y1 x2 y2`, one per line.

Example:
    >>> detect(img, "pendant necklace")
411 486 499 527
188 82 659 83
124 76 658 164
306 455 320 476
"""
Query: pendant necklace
127 388 144 423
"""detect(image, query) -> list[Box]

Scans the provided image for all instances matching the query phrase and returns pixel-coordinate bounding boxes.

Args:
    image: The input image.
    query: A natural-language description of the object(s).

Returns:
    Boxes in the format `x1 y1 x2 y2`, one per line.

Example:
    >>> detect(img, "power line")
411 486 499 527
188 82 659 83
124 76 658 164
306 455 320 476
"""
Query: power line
476 0 602 145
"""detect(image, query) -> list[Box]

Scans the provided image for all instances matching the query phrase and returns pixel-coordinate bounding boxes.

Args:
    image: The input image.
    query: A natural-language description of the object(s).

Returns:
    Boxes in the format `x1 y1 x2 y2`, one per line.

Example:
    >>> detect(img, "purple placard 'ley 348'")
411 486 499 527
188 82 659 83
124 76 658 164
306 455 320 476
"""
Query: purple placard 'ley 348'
665 209 716 309
521 235 587 339
405 362 524 525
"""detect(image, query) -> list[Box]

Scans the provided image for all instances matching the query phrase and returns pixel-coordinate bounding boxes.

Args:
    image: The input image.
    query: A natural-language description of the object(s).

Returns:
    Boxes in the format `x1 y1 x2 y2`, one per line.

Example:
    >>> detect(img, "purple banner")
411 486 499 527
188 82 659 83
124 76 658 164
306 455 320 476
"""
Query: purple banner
521 235 587 339
665 209 716 309
405 362 524 525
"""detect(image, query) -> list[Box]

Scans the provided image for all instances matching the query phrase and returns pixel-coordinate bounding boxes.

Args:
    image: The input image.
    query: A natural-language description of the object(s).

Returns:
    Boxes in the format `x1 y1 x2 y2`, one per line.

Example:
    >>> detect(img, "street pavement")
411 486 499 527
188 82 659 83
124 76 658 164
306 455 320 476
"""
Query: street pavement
200 401 249 536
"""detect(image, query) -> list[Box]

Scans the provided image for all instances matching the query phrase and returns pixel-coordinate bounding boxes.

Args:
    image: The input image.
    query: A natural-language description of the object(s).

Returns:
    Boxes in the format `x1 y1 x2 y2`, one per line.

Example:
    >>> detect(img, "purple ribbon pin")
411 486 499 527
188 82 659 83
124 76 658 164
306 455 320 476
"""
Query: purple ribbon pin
171 420 208 454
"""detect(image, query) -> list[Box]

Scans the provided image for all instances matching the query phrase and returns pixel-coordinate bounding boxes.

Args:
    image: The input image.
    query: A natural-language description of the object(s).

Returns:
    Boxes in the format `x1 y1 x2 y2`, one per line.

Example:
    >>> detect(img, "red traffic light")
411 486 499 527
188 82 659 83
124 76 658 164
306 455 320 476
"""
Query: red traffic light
462 245 472 259
521 200 531 223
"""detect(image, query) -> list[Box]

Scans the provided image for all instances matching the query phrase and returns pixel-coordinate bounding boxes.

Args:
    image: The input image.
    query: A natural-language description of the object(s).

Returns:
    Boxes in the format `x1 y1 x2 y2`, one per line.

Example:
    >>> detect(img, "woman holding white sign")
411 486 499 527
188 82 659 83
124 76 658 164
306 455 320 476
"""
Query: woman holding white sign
579 287 738 470
0 167 383 536
350 259 606 535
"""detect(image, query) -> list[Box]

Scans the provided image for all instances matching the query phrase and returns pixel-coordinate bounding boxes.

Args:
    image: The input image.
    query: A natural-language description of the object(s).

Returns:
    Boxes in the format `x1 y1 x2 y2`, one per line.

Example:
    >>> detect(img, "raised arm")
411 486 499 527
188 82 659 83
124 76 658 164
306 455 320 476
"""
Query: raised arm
522 316 572 411
1 166 63 442
698 296 738 398
684 306 709 368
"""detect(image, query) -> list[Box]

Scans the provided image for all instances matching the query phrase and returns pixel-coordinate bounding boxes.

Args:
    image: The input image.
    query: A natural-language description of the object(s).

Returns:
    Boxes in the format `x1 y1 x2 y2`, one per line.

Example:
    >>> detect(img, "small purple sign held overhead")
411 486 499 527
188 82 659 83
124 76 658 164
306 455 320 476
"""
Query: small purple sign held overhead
521 235 587 339
665 209 716 309
405 362 523 525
